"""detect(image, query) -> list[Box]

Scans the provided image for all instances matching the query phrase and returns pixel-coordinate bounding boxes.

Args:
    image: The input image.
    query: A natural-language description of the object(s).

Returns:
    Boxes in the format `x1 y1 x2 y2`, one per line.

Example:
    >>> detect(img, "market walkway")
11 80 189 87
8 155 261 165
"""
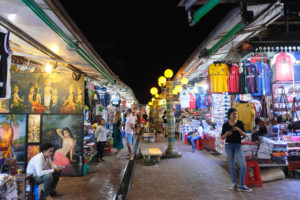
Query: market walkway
128 135 300 200
53 137 138 200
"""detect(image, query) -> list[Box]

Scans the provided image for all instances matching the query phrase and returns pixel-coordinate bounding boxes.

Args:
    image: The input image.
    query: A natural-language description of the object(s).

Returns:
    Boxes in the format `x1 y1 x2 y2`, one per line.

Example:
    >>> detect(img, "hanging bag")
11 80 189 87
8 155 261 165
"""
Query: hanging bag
277 86 292 123
259 95 271 125
288 97 300 131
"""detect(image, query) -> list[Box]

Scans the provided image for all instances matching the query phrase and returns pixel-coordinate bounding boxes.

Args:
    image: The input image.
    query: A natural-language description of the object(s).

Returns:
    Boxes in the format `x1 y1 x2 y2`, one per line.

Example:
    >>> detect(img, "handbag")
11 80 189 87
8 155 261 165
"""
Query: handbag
259 95 271 125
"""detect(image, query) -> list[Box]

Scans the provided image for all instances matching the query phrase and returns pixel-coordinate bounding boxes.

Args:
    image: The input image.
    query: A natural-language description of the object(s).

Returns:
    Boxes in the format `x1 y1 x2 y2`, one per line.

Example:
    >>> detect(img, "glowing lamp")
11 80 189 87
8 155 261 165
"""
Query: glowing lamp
158 76 167 87
173 89 178 95
174 85 183 93
148 102 153 106
150 87 158 95
181 77 188 85
151 97 155 102
164 69 173 79
45 63 52 73
192 87 198 94
155 94 159 98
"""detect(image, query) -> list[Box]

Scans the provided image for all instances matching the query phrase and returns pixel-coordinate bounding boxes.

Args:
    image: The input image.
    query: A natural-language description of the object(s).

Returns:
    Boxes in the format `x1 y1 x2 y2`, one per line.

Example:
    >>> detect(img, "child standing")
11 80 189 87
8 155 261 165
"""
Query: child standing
94 119 109 162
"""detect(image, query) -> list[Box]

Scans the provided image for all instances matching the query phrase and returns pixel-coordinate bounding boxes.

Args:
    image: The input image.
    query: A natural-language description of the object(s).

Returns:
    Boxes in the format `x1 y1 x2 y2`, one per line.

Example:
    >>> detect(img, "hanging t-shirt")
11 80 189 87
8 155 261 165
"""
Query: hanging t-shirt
179 90 190 108
273 52 294 82
239 67 247 94
233 102 256 133
0 31 12 99
250 53 262 63
97 87 107 106
195 93 201 109
189 93 196 109
252 62 265 97
227 64 239 93
265 63 272 96
245 63 259 93
293 52 300 81
111 93 121 107
209 63 229 93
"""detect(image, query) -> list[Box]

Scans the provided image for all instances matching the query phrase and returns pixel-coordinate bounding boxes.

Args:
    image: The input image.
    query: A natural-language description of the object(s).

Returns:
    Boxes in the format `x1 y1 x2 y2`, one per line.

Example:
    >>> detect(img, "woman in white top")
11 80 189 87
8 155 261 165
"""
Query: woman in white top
94 119 109 162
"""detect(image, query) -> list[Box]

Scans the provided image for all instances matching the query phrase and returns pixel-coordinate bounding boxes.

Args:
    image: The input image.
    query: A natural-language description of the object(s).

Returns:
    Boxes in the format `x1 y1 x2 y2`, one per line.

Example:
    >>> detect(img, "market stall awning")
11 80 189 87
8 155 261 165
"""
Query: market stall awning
174 2 283 82
0 0 138 104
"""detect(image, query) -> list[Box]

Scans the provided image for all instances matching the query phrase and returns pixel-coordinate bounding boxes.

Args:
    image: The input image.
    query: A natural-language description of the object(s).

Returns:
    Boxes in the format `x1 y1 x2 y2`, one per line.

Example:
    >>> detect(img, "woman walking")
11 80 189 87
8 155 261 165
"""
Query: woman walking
113 111 123 157
221 108 252 192
94 119 109 162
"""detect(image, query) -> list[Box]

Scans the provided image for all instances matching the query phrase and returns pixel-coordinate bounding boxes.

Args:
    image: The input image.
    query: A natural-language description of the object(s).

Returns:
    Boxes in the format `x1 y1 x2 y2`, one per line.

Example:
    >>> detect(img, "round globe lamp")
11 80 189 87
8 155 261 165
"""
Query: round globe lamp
181 77 188 85
164 69 173 79
158 76 166 87
150 87 158 95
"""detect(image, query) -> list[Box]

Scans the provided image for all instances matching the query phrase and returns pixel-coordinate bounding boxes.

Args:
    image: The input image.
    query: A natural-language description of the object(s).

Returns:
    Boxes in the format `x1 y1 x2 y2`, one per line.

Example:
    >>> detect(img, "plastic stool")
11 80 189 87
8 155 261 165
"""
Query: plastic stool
245 160 263 187
196 138 204 150
184 134 188 144
104 140 111 153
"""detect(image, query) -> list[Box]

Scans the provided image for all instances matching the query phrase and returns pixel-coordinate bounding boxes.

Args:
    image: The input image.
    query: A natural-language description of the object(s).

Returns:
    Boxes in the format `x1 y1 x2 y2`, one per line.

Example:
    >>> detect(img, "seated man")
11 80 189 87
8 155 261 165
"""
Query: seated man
186 123 204 152
26 143 63 200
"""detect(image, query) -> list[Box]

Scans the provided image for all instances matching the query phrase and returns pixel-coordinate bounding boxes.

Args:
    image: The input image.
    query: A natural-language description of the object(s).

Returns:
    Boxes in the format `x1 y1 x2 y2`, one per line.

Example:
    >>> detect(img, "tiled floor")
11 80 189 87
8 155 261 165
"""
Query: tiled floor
128 135 300 200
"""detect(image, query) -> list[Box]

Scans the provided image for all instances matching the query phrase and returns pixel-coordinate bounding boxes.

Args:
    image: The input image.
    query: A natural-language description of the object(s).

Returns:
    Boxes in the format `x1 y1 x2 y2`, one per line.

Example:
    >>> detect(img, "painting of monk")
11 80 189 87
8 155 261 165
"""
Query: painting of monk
27 114 40 143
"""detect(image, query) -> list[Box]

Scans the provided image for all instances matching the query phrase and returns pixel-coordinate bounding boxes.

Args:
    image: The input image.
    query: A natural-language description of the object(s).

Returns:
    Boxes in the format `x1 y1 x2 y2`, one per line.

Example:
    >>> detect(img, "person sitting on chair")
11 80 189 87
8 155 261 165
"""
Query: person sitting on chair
186 122 204 152
26 143 63 200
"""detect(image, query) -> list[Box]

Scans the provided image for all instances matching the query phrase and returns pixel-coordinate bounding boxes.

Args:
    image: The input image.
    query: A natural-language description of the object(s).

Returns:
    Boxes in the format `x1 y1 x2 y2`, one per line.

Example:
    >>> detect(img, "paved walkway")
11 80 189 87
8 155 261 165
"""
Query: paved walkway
128 135 300 200
54 137 137 200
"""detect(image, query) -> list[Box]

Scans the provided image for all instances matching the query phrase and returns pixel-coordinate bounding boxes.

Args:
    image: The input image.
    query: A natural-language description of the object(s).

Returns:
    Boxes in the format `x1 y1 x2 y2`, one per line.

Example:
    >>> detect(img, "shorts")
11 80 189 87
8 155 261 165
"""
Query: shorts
126 133 134 144
163 123 168 128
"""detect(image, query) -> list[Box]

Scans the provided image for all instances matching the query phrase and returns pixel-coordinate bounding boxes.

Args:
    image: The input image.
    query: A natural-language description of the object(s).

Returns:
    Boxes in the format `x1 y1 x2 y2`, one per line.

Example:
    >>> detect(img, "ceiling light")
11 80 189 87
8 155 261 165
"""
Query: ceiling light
8 14 16 21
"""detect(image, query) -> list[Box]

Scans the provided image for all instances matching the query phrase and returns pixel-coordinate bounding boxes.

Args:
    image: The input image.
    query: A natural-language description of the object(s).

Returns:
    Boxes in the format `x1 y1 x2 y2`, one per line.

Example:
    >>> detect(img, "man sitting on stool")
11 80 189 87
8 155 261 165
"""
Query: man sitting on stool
186 122 204 152
26 143 63 200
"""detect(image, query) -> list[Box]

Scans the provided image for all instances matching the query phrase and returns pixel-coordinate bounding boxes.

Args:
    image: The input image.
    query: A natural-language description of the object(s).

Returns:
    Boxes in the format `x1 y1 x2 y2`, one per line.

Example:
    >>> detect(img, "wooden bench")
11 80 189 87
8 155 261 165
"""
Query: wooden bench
143 133 156 143
141 147 162 164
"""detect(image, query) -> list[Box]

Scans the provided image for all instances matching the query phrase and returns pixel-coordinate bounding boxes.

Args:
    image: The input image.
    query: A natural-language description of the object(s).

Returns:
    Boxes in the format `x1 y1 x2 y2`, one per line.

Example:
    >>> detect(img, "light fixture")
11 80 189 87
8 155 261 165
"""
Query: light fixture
148 102 153 106
151 97 155 102
8 14 16 21
173 89 178 95
158 76 166 87
164 69 173 79
181 77 188 85
51 45 59 53
45 63 52 73
155 94 159 98
192 87 198 94
150 87 158 95
174 85 183 93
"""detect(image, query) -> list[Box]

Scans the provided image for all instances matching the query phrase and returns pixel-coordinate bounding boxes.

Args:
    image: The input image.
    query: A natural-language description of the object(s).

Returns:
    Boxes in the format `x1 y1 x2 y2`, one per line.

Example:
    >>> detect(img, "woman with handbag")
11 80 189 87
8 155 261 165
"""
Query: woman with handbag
221 108 253 192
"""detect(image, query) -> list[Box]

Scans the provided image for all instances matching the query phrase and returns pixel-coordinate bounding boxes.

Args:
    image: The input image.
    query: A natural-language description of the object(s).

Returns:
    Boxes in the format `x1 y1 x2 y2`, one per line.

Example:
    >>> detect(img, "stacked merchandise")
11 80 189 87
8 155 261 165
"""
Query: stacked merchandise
271 141 288 164
242 140 259 159
211 93 230 126
0 174 17 200
287 147 300 162
257 137 274 162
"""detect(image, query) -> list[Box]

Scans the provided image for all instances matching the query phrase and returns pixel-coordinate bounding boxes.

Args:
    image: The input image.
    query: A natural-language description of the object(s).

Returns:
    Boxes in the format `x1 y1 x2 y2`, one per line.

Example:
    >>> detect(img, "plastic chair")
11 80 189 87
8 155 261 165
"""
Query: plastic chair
104 140 111 153
184 134 188 144
196 138 204 150
245 160 263 187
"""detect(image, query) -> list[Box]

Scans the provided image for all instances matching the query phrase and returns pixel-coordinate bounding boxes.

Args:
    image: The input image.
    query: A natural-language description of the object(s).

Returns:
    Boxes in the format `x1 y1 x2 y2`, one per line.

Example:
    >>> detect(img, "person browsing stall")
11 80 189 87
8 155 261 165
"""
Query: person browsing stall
26 143 63 200
94 119 109 162
125 109 135 160
221 108 252 192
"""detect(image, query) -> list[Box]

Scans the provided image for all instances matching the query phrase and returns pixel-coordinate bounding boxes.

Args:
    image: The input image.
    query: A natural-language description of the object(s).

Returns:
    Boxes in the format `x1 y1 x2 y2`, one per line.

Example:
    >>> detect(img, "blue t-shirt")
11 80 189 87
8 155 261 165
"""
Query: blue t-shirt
195 93 201 109
265 64 272 96
98 87 107 106
294 52 300 81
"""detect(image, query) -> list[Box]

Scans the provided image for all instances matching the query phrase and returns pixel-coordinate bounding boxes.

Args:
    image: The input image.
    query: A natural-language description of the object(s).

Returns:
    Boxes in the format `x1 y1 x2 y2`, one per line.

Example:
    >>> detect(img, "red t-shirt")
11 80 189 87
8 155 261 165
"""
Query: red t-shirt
189 93 196 109
250 54 262 63
275 52 293 81
227 64 239 93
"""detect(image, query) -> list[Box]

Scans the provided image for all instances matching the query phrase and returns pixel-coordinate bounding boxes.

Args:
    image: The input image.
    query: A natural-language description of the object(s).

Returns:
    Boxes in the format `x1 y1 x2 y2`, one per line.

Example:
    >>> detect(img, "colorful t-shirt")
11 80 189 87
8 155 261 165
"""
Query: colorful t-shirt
209 63 229 93
180 90 190 108
273 52 294 81
294 52 300 81
189 93 196 109
227 64 239 93
233 102 256 133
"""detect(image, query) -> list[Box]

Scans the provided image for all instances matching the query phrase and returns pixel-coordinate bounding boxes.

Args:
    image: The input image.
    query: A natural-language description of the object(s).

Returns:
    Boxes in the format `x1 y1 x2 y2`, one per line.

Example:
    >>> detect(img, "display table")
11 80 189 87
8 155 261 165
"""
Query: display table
15 174 33 200
141 147 162 163
143 133 156 143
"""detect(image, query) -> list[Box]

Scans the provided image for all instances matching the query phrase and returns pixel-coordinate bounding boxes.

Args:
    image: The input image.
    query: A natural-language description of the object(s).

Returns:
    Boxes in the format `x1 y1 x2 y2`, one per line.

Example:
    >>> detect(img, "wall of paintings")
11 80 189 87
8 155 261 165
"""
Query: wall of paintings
0 70 84 176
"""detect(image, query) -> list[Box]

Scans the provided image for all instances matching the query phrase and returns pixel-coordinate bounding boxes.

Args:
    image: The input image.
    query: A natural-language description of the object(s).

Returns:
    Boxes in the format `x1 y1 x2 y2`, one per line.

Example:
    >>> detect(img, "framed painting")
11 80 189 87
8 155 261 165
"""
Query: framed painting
0 114 26 168
27 145 40 162
42 115 83 176
0 99 9 113
27 114 41 143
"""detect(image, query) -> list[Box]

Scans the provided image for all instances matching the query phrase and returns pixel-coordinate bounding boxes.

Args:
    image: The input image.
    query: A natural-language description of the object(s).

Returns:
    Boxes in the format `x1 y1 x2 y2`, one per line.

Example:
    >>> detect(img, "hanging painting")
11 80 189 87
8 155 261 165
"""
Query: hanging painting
0 99 9 113
42 115 83 176
0 114 26 168
27 114 41 143
10 71 84 114
27 145 40 162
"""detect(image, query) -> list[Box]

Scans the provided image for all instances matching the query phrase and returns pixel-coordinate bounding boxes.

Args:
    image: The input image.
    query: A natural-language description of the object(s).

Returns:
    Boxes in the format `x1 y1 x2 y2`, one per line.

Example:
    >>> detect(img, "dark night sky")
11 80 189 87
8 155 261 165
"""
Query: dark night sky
60 1 234 104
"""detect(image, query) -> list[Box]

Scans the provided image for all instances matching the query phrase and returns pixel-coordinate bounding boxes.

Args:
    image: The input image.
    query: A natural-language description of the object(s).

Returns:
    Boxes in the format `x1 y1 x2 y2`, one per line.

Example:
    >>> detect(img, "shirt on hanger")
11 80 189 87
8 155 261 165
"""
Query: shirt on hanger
189 93 196 109
209 63 229 93
227 64 239 93
293 52 300 81
245 63 259 93
239 68 247 94
179 89 190 108
233 102 256 133
273 52 295 82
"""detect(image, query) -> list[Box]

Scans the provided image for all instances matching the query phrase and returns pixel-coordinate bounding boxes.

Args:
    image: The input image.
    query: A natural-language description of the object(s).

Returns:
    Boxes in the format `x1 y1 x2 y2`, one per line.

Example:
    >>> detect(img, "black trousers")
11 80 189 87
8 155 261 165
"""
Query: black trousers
97 141 106 159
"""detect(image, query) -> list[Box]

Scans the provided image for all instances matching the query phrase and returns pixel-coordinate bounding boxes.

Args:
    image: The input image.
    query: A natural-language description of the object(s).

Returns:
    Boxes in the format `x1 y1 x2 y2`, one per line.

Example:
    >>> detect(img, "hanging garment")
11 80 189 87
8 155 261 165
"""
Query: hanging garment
209 63 229 93
245 62 259 93
233 102 256 133
252 62 266 97
294 52 300 82
189 93 196 109
0 31 12 99
227 64 239 93
272 52 295 82
179 89 190 108
250 53 262 64
239 67 247 94
111 93 121 107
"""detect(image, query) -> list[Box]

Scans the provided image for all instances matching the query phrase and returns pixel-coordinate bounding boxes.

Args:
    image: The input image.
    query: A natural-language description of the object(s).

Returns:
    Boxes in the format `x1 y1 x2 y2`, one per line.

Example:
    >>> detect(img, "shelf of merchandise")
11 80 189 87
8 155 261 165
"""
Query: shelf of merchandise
259 162 288 168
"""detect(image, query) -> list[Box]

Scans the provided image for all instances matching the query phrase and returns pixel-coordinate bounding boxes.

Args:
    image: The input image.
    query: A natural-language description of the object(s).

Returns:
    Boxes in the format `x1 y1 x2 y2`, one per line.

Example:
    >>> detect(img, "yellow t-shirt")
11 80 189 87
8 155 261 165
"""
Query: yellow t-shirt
233 103 256 133
209 63 229 93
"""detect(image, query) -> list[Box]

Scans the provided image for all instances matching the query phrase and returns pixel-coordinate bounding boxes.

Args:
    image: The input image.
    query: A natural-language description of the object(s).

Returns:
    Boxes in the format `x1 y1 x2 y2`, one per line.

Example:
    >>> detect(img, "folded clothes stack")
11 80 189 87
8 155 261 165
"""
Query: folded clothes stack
242 140 259 158
271 141 288 164
257 136 274 160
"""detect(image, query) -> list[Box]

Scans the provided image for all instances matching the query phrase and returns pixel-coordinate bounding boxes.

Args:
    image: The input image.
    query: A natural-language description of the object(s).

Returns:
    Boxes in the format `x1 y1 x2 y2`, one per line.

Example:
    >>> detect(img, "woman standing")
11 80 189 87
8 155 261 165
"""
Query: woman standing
94 119 108 162
221 108 252 192
162 111 168 137
113 111 123 157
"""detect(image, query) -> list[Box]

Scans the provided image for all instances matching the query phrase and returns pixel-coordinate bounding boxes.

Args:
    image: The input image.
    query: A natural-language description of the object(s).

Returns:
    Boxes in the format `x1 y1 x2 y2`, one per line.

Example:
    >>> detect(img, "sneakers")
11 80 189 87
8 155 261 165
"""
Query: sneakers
228 183 237 190
238 185 253 192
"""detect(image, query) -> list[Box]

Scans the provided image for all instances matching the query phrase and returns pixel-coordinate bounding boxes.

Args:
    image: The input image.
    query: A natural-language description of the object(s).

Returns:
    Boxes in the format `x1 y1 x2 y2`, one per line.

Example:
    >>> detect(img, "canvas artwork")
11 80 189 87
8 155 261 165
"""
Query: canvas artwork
0 100 9 113
27 114 41 143
0 114 26 168
42 115 83 176
27 145 40 162
10 72 84 114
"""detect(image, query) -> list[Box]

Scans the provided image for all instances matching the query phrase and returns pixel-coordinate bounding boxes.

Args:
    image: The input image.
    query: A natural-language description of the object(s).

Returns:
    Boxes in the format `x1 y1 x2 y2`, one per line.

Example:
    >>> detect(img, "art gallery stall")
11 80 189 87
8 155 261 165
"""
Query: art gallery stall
0 0 137 179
